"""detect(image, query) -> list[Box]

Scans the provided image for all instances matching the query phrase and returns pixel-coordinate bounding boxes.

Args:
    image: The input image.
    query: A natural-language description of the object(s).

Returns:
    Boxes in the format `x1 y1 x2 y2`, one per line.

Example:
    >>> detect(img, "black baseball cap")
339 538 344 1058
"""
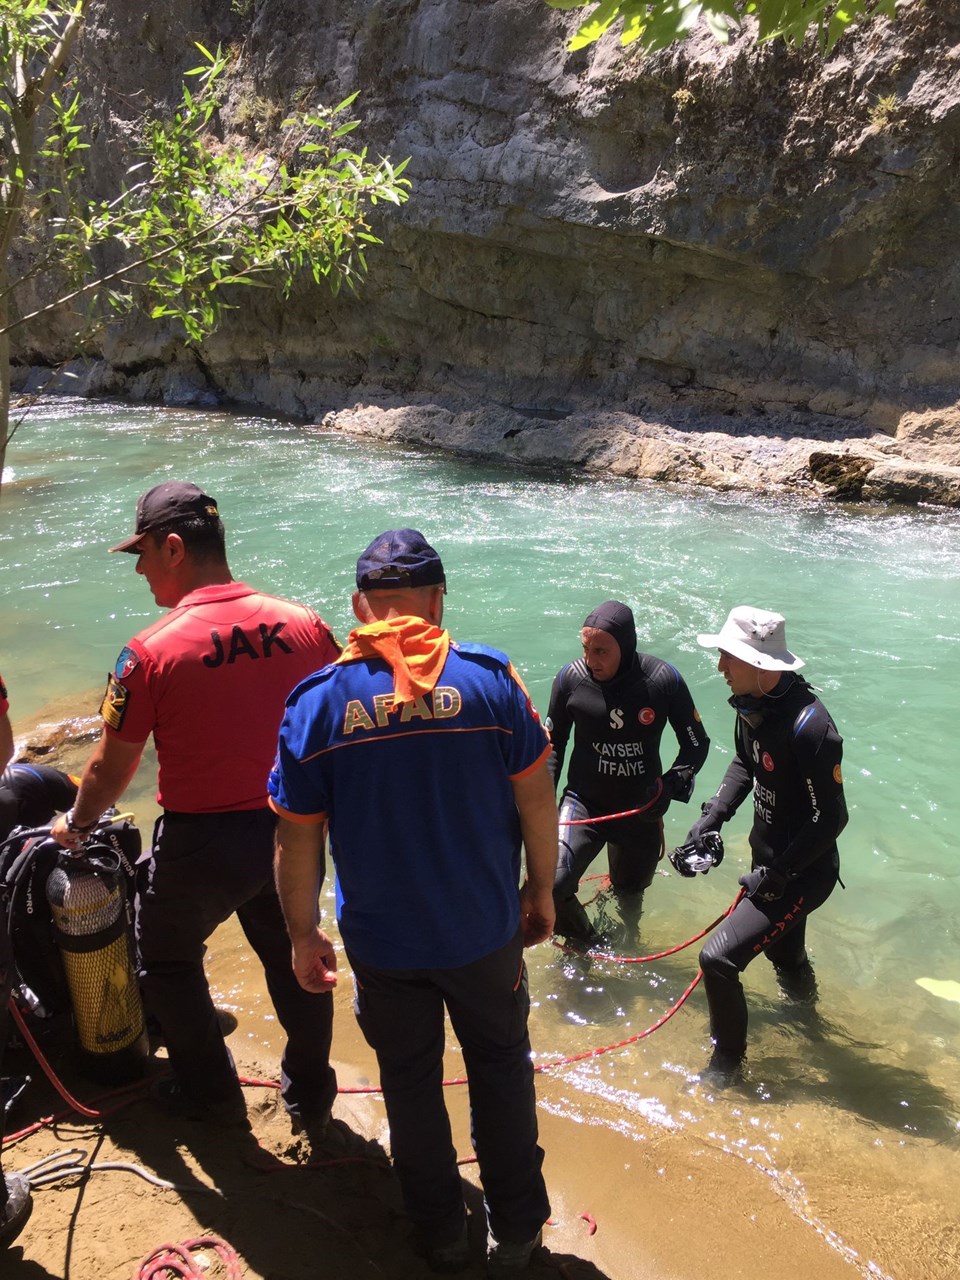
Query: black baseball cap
356 528 446 591
109 481 221 553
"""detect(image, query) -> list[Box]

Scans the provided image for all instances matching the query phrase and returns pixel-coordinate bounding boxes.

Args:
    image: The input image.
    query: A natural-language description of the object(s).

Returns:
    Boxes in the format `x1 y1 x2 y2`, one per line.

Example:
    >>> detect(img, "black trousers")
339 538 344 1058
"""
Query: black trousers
349 929 549 1247
555 792 665 900
0 915 10 1203
136 808 336 1119
699 854 839 1058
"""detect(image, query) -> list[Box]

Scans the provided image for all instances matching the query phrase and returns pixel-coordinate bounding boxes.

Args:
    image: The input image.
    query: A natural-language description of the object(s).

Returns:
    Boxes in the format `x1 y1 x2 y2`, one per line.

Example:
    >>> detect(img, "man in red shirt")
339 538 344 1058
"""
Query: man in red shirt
52 483 341 1131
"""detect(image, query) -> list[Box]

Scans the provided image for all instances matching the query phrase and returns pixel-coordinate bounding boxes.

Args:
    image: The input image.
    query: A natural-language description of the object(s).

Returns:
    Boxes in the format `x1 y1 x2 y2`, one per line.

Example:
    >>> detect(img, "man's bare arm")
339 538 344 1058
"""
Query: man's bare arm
274 816 338 992
50 731 146 847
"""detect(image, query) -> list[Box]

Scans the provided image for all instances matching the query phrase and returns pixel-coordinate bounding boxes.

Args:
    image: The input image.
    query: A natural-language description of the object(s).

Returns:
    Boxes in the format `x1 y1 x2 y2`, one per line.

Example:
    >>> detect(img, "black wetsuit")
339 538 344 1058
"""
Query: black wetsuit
696 674 847 1059
547 652 709 932
0 764 77 842
0 763 76 1224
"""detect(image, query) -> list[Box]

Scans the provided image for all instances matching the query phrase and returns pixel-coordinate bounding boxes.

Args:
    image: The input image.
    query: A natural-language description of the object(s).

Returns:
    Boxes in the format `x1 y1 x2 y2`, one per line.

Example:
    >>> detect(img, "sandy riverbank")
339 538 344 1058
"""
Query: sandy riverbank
4 967 860 1280
3 709 861 1280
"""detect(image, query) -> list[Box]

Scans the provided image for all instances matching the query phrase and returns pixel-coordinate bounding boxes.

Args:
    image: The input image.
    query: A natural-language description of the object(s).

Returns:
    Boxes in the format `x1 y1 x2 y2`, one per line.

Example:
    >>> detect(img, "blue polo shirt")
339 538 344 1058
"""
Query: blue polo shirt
269 640 550 969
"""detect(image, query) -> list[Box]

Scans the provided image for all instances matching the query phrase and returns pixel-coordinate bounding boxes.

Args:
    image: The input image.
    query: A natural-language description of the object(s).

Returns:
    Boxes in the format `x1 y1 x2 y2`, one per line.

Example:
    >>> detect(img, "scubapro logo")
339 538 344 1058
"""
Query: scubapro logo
609 707 624 730
638 707 655 726
762 752 774 772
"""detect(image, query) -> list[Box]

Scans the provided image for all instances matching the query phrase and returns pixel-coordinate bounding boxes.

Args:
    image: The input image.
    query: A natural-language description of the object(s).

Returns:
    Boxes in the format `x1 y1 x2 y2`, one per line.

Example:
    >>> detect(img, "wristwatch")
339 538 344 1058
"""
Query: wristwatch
64 808 98 835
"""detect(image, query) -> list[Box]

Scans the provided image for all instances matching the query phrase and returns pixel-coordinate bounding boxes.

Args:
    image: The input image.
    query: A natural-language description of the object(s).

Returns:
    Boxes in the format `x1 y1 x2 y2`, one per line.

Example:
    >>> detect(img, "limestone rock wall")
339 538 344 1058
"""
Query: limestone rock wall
14 1 960 502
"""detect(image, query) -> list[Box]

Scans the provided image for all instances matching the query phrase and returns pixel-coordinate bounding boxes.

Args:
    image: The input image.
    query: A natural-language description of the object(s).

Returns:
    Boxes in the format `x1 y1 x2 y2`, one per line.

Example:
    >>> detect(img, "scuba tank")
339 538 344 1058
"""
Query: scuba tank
45 842 148 1083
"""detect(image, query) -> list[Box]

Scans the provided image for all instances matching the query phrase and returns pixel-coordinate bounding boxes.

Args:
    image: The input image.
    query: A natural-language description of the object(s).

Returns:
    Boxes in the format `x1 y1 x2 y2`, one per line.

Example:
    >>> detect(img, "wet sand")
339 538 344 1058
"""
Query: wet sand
4 943 860 1280
0 713 871 1278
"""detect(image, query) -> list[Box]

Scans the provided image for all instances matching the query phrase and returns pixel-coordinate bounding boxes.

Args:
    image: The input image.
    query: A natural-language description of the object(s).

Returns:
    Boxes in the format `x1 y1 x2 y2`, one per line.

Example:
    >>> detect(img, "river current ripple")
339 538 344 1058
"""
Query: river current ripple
3 400 960 1280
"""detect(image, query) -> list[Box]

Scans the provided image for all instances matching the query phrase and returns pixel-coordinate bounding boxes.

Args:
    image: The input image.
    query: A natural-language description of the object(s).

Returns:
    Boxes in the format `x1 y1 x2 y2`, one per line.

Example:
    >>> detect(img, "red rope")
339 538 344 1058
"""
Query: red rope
534 969 704 1072
4 896 743 1145
253 893 744 1091
3 999 151 1147
2 1079 150 1149
260 968 702 1096
7 999 103 1119
552 894 741 965
529 891 744 1072
559 779 663 826
135 1236 242 1280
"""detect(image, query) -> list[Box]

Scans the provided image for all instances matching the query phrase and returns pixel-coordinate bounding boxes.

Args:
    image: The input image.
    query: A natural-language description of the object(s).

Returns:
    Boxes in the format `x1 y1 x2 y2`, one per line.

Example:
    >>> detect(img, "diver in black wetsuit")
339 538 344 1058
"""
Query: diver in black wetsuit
0 685 76 1242
0 763 78 842
0 683 78 1246
546 601 710 945
677 606 847 1082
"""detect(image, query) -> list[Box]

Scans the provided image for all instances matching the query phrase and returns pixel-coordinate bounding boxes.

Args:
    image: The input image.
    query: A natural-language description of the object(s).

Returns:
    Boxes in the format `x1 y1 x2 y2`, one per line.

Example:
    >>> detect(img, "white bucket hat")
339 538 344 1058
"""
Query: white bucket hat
697 606 805 671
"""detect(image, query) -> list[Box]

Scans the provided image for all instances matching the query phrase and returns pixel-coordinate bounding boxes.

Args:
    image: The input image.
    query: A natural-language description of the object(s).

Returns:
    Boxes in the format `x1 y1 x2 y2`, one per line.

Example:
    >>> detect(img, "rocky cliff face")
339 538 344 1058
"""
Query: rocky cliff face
15 1 960 503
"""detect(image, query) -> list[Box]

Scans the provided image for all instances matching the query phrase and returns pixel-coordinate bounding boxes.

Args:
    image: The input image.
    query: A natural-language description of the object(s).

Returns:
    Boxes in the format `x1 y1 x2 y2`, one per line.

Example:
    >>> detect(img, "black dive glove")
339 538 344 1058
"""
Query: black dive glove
668 830 724 878
685 801 721 844
737 865 788 902
662 765 696 805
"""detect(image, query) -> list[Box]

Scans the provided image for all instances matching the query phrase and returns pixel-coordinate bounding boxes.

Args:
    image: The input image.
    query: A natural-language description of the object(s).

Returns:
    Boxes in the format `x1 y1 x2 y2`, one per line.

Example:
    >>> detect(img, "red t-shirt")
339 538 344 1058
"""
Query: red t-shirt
101 583 340 813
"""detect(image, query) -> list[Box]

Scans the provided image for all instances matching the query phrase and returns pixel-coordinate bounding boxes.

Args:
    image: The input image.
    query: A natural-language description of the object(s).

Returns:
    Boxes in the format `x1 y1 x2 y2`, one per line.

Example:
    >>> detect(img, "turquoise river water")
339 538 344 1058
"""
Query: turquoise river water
2 400 959 1279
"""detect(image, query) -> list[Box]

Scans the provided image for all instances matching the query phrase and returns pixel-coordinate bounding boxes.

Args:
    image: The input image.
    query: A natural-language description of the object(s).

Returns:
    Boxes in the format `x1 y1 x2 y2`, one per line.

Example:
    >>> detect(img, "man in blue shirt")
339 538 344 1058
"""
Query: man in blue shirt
270 530 557 1276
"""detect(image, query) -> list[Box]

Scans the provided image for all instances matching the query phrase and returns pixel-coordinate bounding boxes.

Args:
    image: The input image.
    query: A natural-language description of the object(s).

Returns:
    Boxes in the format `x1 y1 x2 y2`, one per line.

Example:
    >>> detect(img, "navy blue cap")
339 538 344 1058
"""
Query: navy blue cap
356 529 446 591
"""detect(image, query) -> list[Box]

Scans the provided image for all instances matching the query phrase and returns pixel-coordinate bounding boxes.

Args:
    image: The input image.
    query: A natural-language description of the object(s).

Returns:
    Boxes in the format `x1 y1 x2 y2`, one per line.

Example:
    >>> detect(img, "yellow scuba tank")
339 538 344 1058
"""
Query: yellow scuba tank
45 842 148 1083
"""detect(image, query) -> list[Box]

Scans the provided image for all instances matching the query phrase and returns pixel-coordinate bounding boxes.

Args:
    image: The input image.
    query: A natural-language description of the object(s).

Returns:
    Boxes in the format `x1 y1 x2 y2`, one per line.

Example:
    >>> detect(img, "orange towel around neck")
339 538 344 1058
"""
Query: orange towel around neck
338 616 450 704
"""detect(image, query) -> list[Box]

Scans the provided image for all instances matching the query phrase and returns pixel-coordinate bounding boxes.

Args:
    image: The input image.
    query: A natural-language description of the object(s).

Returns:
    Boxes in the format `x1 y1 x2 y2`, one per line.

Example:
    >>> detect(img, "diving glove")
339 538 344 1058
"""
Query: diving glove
737 865 788 902
662 765 696 804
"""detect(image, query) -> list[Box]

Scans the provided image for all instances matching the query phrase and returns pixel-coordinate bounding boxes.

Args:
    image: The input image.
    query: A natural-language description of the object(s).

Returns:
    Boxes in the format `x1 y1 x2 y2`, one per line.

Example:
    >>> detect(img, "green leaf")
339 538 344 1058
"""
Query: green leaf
569 0 623 50
639 1 703 52
332 91 360 113
0 13 409 358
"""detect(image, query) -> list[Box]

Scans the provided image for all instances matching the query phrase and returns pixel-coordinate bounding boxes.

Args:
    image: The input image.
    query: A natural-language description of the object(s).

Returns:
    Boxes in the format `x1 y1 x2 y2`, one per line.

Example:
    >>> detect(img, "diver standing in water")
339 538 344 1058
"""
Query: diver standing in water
547 601 710 947
51 482 342 1135
677 606 847 1083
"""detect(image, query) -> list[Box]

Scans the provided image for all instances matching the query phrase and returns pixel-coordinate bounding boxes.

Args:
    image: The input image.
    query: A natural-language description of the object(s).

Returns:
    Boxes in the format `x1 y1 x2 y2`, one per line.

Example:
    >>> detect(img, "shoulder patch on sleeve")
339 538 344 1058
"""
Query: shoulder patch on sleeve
100 672 129 731
114 646 140 679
